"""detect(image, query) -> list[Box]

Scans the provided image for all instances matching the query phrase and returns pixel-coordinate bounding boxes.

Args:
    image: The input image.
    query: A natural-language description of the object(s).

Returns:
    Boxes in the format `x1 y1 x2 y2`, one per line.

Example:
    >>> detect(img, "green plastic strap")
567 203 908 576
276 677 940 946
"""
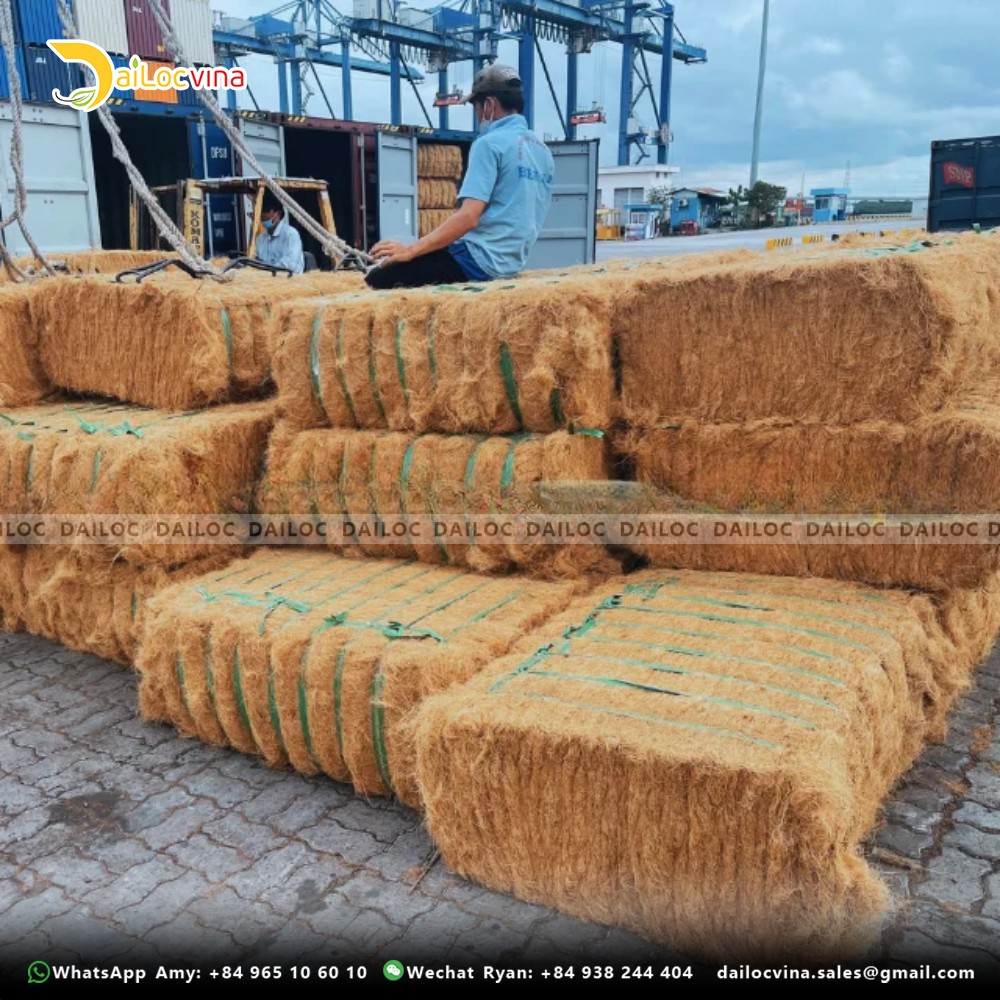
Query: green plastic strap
406 578 491 629
549 387 565 427
233 645 259 750
446 590 522 640
297 644 321 769
367 317 388 423
399 439 418 525
367 446 384 537
107 421 144 439
333 645 348 760
569 427 605 438
371 667 393 792
520 668 818 730
427 307 439 392
310 306 329 422
176 652 192 717
90 450 103 492
16 431 34 442
319 613 444 643
221 307 233 373
267 652 287 755
258 592 312 634
395 318 411 416
498 343 524 428
0 412 15 426
69 410 102 434
335 313 360 426
24 443 34 492
336 443 358 545
130 592 138 620
500 691 779 750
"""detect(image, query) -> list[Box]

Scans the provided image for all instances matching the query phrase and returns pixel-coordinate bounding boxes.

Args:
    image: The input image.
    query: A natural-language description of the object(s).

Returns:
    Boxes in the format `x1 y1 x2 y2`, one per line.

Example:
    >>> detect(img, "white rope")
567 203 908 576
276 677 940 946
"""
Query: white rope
56 0 225 279
0 0 56 280
146 0 372 268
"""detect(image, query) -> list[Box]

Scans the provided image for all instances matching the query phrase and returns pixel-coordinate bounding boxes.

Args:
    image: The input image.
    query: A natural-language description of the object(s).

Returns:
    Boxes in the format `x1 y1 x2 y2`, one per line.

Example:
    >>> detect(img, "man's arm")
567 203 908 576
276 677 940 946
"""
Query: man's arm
370 198 486 265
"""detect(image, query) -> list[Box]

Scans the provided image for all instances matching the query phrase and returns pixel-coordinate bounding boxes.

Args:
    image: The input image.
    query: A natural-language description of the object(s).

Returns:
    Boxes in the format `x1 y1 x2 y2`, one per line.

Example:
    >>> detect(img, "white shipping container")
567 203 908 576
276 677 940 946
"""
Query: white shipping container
172 0 216 66
353 0 380 20
75 0 130 56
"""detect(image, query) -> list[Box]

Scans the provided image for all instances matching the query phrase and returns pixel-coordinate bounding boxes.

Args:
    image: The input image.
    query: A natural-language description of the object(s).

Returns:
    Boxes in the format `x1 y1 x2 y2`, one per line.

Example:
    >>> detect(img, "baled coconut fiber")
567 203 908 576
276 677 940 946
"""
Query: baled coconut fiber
0 544 24 632
137 550 583 805
414 568 1000 962
257 424 615 577
273 280 615 434
30 271 366 410
0 250 176 282
418 144 464 180
13 547 236 666
419 210 456 238
0 399 273 564
617 238 1000 425
418 179 458 209
625 396 1000 590
0 284 49 406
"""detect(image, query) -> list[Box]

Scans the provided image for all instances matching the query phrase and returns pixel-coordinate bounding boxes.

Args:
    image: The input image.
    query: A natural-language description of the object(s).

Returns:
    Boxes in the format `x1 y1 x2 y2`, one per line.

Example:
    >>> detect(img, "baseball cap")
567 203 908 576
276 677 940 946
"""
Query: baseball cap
461 63 523 104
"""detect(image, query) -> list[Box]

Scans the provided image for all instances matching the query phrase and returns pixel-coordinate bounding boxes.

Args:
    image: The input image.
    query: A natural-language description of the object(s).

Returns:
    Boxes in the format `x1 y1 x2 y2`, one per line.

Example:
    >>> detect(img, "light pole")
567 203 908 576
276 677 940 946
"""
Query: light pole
750 0 770 186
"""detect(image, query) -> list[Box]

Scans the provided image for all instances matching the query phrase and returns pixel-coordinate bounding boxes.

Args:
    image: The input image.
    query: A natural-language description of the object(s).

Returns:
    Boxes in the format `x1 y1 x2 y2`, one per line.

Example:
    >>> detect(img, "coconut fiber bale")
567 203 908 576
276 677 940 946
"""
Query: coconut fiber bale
257 424 616 577
0 399 274 565
137 549 583 805
414 568 1000 963
18 547 236 666
418 144 464 180
418 179 458 210
617 238 1000 425
419 210 456 238
30 271 366 410
273 278 615 434
0 544 25 632
0 283 50 407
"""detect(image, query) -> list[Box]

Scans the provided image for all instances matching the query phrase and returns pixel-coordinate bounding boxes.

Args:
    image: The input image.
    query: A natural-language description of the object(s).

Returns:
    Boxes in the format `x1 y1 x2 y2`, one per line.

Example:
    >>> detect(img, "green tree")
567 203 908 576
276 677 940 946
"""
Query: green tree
646 184 673 207
746 181 787 226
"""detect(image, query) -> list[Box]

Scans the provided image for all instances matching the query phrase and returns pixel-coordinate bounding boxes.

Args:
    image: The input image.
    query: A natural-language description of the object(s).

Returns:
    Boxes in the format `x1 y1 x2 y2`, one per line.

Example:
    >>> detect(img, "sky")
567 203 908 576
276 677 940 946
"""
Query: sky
217 0 1000 196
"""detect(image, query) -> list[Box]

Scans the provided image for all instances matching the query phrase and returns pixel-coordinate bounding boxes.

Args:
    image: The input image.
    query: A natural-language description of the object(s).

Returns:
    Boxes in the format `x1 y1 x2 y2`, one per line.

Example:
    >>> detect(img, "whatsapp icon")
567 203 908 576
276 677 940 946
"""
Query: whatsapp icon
28 961 51 984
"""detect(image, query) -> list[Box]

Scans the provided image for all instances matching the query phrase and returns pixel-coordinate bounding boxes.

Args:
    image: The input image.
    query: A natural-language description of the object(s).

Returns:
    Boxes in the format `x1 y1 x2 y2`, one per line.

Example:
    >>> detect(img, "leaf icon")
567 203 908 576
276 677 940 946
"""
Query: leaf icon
67 87 97 108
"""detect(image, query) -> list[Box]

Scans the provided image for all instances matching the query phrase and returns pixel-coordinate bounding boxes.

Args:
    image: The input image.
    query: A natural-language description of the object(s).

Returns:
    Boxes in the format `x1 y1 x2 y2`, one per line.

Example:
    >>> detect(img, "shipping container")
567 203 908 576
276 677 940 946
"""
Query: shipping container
75 0 131 56
189 118 238 254
108 54 133 101
125 0 171 61
0 41 28 101
852 199 914 217
928 135 1000 233
14 0 65 46
178 66 212 106
22 44 81 104
134 59 177 103
171 0 214 66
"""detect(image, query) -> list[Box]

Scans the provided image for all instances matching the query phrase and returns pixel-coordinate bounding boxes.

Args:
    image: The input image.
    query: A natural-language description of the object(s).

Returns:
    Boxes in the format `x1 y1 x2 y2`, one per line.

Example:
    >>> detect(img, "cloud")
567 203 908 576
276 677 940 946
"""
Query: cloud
800 37 844 56
882 43 913 85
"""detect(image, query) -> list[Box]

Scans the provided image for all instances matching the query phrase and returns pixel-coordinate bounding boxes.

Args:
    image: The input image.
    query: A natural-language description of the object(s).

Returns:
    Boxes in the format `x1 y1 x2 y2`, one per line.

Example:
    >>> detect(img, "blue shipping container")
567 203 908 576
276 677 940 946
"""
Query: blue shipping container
109 53 133 101
189 119 239 254
15 0 67 46
22 44 81 103
928 135 1000 233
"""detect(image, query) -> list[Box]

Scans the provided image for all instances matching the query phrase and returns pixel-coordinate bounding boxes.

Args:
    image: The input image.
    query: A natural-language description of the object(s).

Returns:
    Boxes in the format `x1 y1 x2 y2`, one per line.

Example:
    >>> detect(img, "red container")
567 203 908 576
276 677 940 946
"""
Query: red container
124 0 172 61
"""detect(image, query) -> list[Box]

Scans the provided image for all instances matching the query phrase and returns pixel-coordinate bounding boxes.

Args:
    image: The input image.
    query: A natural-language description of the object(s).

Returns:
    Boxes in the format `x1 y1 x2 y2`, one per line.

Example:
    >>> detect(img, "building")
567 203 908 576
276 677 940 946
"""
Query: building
669 187 728 233
811 187 850 223
597 164 679 210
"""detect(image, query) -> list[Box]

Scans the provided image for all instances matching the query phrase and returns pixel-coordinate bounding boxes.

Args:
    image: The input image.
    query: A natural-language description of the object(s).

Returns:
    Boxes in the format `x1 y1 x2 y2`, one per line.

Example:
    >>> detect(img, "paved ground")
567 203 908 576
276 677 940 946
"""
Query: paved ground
595 215 926 261
1 628 999 982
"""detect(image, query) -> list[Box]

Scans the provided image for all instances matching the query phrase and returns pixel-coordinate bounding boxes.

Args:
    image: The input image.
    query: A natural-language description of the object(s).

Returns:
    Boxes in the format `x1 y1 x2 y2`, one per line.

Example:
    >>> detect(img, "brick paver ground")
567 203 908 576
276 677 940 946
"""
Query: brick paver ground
2 629 999 982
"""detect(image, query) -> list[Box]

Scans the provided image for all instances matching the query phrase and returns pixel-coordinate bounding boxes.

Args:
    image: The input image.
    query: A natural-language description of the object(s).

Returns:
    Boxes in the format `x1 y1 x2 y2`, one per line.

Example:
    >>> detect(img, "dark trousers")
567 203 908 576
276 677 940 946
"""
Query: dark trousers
365 247 470 290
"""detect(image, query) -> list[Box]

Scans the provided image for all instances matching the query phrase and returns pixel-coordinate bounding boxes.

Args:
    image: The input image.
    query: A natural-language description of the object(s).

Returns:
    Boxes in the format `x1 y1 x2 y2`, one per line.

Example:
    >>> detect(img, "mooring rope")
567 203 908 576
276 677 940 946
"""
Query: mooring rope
146 0 372 270
0 0 56 280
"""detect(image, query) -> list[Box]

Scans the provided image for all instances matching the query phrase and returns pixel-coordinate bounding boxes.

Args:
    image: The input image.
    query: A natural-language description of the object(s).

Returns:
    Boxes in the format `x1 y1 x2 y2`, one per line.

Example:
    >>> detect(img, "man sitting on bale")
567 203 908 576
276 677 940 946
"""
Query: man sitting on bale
256 198 305 275
366 63 554 289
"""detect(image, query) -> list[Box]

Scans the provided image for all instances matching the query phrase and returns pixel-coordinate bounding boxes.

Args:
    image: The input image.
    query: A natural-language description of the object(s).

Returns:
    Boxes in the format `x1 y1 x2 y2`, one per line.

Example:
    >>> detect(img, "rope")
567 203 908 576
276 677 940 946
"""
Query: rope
55 0 222 278
146 0 372 269
0 0 56 280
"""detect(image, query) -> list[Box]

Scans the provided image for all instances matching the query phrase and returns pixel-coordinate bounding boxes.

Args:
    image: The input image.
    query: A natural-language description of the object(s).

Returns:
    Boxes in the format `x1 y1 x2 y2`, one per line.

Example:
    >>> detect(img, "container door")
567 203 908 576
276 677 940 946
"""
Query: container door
376 131 418 242
237 118 286 251
524 138 598 271
928 136 1000 233
0 103 101 255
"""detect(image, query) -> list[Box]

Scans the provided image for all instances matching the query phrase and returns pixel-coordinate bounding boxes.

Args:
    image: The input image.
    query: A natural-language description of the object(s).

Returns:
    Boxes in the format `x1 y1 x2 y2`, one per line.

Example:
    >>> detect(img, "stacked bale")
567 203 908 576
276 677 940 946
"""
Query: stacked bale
0 284 49 406
137 549 584 805
417 143 463 238
30 270 365 410
414 567 1000 962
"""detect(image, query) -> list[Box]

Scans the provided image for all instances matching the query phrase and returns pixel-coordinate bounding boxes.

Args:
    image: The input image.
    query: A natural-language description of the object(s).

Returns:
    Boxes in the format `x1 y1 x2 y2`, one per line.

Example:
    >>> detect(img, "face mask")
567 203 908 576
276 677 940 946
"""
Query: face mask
263 218 277 234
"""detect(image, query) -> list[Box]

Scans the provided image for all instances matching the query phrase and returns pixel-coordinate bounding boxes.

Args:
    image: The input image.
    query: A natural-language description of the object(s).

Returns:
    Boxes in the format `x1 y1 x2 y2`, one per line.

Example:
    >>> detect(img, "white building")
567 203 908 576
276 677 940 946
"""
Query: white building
597 164 680 210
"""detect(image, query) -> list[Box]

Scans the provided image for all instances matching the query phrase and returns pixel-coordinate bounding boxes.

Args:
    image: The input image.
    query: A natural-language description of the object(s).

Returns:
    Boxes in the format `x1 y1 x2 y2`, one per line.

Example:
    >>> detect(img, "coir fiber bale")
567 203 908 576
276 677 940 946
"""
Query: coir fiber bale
273 279 615 433
624 397 1000 590
0 399 274 565
414 568 1000 962
418 144 464 180
19 547 236 666
616 238 1000 425
0 284 50 406
0 544 25 632
30 271 366 409
418 179 458 209
419 210 456 238
137 550 583 805
0 251 175 282
257 424 616 577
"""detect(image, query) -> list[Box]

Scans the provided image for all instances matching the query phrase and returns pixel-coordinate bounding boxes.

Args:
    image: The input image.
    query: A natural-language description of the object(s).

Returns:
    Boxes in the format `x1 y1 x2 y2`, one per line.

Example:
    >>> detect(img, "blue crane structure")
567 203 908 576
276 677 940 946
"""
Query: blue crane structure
212 1 706 166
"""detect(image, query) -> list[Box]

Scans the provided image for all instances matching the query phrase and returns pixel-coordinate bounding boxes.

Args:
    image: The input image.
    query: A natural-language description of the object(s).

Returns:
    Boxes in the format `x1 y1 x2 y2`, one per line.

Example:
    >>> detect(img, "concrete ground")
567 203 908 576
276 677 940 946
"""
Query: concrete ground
1 628 999 983
596 215 926 261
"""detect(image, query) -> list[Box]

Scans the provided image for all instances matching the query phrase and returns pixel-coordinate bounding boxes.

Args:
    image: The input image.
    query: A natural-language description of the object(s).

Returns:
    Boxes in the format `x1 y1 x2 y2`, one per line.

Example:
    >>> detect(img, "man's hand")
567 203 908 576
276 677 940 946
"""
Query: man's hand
371 240 417 265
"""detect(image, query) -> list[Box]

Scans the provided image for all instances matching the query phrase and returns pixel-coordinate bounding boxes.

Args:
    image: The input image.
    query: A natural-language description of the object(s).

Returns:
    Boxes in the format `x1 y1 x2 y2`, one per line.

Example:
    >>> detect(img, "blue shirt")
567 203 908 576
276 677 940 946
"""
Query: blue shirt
256 218 304 275
456 115 554 279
